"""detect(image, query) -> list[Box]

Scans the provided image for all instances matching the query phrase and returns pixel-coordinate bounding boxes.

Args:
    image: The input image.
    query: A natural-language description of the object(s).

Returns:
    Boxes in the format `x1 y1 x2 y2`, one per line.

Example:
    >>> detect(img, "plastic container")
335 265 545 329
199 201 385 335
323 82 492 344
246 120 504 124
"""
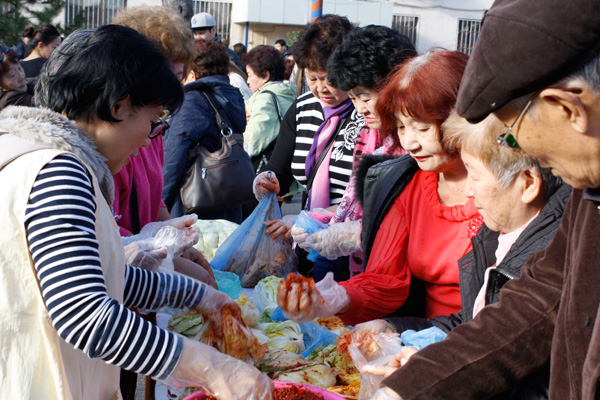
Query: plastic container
182 381 346 400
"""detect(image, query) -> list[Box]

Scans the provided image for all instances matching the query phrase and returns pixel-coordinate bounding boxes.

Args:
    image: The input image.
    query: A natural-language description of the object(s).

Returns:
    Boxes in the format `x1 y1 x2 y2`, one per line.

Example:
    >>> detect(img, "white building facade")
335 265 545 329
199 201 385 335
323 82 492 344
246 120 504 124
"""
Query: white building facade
56 0 493 54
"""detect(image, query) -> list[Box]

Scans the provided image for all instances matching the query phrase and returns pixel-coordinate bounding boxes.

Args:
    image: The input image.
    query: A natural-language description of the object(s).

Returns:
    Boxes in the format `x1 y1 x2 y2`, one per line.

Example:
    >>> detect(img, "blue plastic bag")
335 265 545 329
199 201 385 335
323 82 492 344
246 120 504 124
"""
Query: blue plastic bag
294 211 328 262
299 321 339 358
401 326 447 350
210 192 298 287
214 270 242 300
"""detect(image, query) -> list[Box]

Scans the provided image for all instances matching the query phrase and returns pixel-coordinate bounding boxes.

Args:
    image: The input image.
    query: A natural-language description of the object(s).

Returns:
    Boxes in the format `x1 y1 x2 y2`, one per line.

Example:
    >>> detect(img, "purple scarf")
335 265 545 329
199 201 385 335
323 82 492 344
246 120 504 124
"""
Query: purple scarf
305 99 354 209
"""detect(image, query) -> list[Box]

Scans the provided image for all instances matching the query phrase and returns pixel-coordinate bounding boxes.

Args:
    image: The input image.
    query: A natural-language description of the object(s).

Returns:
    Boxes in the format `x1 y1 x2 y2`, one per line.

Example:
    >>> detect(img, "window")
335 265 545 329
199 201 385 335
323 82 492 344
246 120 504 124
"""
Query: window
457 19 482 55
193 0 233 46
392 15 418 48
64 0 126 29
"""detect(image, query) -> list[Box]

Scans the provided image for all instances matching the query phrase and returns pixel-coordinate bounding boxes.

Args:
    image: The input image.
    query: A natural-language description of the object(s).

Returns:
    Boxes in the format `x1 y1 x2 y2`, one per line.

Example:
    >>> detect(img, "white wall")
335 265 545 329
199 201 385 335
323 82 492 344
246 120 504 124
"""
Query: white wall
391 1 492 53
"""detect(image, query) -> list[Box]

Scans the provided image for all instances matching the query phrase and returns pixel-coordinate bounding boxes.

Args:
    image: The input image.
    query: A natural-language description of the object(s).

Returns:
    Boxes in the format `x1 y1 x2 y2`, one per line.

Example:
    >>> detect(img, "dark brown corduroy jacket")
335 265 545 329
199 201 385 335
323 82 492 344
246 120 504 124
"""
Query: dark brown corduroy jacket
383 189 600 399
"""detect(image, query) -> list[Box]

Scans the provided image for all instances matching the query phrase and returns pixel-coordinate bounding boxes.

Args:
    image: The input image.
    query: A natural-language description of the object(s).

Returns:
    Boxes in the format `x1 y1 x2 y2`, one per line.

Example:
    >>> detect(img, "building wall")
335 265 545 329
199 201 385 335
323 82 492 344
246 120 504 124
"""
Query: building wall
391 0 492 53
231 0 393 50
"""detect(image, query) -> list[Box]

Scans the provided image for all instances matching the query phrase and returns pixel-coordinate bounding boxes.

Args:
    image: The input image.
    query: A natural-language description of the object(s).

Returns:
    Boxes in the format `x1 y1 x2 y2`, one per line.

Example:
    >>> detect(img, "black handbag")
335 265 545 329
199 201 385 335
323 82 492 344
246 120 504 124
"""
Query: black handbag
179 92 255 214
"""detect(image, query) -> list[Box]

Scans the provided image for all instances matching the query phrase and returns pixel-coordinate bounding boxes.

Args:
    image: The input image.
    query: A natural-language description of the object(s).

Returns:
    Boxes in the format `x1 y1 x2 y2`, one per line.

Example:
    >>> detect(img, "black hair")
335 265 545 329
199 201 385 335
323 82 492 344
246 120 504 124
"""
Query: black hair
244 45 285 82
0 47 19 76
35 25 183 122
27 24 61 50
327 25 417 91
275 39 287 48
294 14 354 72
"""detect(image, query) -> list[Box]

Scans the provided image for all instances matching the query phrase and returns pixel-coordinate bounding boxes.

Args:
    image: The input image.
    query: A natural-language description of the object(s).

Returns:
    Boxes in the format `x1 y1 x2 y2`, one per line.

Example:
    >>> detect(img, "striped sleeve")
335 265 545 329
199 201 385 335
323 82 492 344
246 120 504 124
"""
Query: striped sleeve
24 153 204 379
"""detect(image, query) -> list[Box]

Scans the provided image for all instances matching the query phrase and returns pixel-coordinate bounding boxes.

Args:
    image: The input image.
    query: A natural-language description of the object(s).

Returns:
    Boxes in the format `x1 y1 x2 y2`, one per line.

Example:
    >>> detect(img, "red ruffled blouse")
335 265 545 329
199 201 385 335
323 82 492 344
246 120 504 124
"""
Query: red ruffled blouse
339 170 482 326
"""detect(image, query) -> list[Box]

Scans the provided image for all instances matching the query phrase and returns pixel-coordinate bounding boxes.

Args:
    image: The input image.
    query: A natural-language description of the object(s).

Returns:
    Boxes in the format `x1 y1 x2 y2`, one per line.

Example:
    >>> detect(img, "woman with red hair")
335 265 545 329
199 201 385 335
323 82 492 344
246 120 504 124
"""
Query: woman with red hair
277 50 483 326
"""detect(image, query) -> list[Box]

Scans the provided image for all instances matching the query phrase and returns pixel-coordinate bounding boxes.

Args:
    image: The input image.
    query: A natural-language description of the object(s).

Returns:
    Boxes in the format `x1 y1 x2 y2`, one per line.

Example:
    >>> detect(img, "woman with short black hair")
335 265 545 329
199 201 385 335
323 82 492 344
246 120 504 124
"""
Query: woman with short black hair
0 25 270 399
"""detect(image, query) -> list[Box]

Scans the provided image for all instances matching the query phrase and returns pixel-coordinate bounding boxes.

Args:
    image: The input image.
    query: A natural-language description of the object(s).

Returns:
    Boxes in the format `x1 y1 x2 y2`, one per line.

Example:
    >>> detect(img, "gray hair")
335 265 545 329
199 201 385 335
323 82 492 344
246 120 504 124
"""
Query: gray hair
443 110 560 197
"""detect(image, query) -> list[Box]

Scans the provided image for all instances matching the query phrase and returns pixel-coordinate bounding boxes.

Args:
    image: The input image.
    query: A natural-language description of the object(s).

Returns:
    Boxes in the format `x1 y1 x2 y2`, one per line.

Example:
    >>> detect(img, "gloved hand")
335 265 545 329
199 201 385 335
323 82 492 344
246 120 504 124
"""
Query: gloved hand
194 285 265 362
180 247 215 279
306 220 362 260
161 337 273 400
121 214 198 246
372 387 403 400
253 171 281 201
123 242 169 272
336 319 397 355
277 272 350 323
264 214 296 241
290 225 309 250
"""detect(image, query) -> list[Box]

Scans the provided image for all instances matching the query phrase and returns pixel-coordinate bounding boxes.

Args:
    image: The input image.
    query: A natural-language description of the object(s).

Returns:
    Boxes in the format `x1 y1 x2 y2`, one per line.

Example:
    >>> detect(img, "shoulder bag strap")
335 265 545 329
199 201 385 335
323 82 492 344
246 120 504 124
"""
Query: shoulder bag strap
305 116 349 192
201 92 231 135
261 89 283 121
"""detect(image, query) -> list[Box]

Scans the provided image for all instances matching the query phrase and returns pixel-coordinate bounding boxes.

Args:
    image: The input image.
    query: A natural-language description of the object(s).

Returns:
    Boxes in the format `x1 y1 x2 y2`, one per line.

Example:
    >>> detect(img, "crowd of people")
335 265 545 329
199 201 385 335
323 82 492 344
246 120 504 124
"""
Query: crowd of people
1 0 599 398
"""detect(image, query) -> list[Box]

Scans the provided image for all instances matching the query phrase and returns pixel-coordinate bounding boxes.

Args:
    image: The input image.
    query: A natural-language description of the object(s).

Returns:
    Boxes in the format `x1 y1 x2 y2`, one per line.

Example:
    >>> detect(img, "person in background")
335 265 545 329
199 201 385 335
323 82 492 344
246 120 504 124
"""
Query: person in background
274 39 289 57
291 25 416 280
233 42 247 71
277 50 482 327
0 24 271 400
0 46 33 110
163 39 246 223
12 27 33 60
112 6 214 399
20 24 61 80
252 14 361 278
367 0 600 398
244 45 295 170
190 11 252 101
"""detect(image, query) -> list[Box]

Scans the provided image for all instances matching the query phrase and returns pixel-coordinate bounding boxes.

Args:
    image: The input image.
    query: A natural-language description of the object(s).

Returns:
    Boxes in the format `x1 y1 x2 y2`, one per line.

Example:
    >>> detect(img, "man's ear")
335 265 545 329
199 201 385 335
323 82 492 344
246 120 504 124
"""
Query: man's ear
111 94 131 121
539 87 588 134
211 26 217 35
519 168 542 205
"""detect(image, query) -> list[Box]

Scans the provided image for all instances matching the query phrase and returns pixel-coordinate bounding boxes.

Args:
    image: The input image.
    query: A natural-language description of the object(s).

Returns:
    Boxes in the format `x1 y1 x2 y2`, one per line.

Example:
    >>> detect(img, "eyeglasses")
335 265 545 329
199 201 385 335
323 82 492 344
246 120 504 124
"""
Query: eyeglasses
142 104 170 139
0 46 10 63
496 93 538 150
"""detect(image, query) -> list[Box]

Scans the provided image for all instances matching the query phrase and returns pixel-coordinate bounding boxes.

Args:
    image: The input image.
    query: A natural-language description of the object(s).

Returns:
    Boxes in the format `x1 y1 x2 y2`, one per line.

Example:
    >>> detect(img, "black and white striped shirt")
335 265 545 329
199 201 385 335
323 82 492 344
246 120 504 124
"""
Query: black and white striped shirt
24 153 206 379
266 92 365 206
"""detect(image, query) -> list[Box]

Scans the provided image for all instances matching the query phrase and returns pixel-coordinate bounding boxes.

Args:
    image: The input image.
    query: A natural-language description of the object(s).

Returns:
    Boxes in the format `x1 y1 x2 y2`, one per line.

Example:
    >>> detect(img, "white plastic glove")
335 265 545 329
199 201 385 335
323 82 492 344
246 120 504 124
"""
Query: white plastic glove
277 272 350 323
337 319 397 355
253 171 281 201
373 387 403 400
194 285 265 362
264 214 296 241
306 220 362 260
290 225 309 250
161 337 273 400
123 242 168 272
121 214 198 246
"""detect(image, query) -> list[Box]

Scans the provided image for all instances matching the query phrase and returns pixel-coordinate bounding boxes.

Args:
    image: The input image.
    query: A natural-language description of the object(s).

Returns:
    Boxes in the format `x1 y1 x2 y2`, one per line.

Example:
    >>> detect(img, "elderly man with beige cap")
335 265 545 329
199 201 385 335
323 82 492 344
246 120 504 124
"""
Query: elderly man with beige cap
367 0 600 399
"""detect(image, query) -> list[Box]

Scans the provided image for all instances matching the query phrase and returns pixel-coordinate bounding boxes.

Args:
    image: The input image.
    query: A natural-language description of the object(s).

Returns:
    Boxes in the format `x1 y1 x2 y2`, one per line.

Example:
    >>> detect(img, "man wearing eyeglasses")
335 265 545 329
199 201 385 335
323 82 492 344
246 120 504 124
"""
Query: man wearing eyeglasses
366 0 600 399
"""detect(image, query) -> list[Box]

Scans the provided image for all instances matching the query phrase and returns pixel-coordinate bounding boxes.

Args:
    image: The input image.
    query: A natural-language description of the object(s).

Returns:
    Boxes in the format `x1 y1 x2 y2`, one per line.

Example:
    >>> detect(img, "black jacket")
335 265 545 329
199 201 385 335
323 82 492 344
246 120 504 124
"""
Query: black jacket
356 154 419 266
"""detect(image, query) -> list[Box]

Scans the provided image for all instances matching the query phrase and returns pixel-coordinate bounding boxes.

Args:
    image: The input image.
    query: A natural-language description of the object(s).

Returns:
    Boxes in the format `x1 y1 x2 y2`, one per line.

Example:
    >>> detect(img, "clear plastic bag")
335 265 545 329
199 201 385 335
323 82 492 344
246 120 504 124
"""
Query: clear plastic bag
346 331 404 400
211 192 298 287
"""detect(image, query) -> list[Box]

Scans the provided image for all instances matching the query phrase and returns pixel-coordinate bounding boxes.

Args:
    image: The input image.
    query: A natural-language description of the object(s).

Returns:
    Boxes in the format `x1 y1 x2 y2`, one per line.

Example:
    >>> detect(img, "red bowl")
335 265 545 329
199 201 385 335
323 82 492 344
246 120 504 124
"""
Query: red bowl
182 381 346 400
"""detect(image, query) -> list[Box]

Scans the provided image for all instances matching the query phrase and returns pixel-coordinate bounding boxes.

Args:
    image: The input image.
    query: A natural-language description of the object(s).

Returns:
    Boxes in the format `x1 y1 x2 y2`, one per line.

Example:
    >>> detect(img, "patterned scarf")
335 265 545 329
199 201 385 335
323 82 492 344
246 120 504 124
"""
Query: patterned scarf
305 98 353 209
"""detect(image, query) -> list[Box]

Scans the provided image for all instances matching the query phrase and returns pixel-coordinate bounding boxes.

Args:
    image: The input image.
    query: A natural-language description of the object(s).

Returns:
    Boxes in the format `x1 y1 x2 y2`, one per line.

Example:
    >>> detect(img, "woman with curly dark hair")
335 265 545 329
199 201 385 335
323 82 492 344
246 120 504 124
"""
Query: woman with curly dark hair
290 25 416 279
